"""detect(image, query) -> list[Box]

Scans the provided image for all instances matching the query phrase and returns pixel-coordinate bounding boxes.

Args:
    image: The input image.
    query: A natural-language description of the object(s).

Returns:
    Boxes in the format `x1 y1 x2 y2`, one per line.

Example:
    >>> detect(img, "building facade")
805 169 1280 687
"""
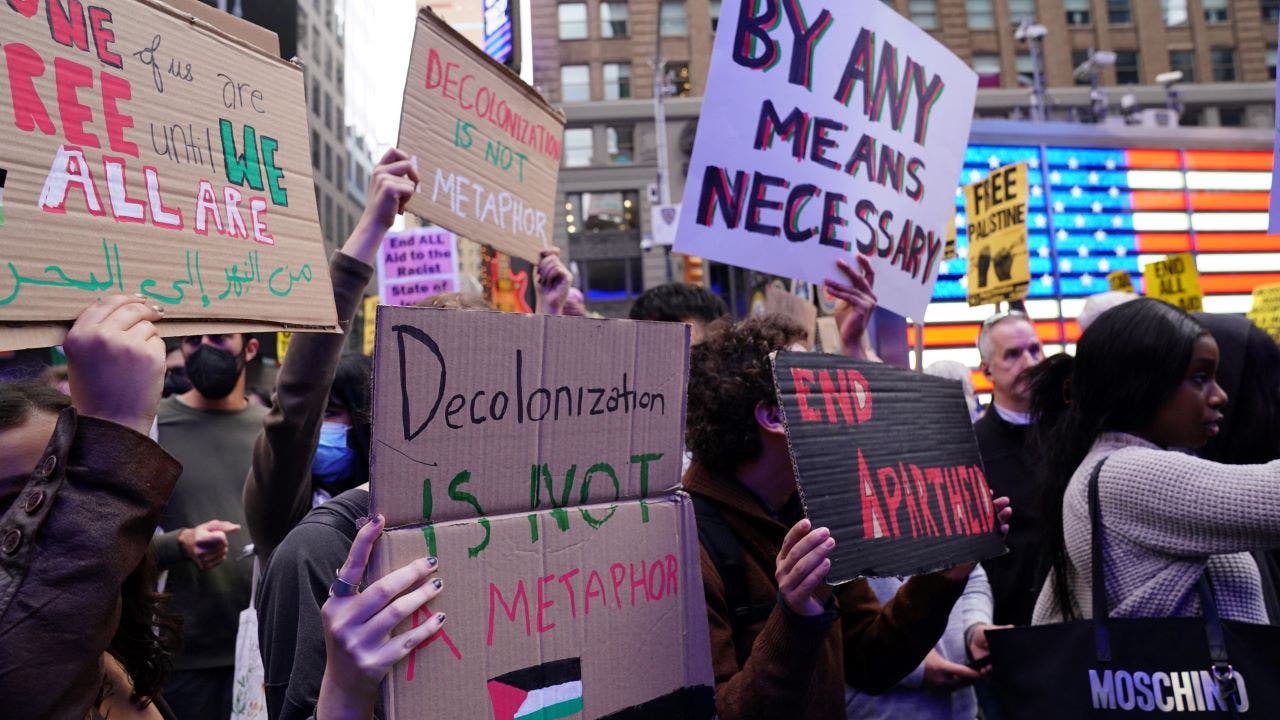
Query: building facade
532 0 1278 316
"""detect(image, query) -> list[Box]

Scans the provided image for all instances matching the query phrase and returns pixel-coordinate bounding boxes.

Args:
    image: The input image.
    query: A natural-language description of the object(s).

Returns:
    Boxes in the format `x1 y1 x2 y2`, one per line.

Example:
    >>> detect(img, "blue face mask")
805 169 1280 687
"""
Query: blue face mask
313 421 355 485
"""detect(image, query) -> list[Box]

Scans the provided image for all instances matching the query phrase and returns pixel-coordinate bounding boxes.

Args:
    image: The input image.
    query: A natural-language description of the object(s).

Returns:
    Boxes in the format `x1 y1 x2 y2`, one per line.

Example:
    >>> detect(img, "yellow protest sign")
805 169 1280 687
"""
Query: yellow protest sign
1107 270 1135 293
362 295 378 355
276 331 292 361
943 215 958 261
965 163 1029 306
1142 253 1203 312
1247 283 1280 342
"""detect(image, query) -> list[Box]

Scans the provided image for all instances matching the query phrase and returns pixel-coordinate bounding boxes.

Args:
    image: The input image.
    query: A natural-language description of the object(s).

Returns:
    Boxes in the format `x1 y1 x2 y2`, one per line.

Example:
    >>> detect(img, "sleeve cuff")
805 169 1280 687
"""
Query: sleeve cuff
153 529 185 568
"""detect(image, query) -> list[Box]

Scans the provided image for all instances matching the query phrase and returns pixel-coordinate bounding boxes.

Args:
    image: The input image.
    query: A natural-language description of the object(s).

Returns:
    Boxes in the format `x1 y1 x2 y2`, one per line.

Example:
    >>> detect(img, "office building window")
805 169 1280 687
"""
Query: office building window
311 130 320 167
560 65 590 102
606 126 634 164
710 0 721 31
973 53 1001 87
665 62 692 96
1108 0 1132 23
1268 45 1277 80
966 0 995 28
1169 49 1195 81
558 3 589 40
323 93 331 130
1007 0 1035 22
323 143 332 182
1015 53 1035 82
311 78 320 115
1071 50 1091 85
563 128 593 168
564 191 639 234
660 1 687 36
1114 50 1139 84
1219 106 1245 127
580 257 643 302
603 63 632 100
1162 0 1188 26
1064 0 1090 25
1202 0 1228 22
600 2 629 37
1265 0 1280 22
1211 48 1236 81
909 0 938 29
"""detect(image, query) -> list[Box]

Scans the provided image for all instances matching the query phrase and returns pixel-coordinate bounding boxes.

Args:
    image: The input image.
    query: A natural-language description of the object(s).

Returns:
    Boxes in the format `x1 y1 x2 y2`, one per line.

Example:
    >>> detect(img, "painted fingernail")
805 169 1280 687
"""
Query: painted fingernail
433 578 443 590
435 612 446 624
375 513 385 526
427 556 438 567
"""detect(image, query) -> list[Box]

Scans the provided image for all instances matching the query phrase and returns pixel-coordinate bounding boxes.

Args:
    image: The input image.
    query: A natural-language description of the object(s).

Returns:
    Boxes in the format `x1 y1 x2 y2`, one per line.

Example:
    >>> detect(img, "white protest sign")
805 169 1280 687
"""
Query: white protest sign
674 0 977 321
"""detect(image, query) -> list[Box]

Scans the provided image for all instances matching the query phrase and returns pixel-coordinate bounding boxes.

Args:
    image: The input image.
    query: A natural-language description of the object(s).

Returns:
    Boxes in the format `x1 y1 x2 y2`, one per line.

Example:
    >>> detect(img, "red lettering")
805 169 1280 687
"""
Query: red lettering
99 70 135 155
908 463 940 536
970 466 995 532
48 0 90 54
816 370 840 423
584 569 607 613
5 43 55 135
54 56 98 147
792 367 822 422
486 580 530 646
8 0 39 18
557 568 581 618
842 368 873 423
925 467 952 535
898 462 921 538
443 61 460 99
629 560 649 606
535 573 557 633
458 73 475 109
665 553 678 596
858 449 889 538
647 558 666 600
424 47 443 89
86 6 121 67
875 465 903 537
406 607 461 682
944 467 969 536
609 562 626 608
826 369 855 424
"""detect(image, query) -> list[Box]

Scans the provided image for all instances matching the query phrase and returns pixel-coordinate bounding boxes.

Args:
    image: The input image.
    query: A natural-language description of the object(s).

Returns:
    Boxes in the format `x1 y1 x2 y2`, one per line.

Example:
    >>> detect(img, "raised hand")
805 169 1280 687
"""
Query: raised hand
343 147 421 265
64 294 165 436
536 247 573 316
823 257 877 360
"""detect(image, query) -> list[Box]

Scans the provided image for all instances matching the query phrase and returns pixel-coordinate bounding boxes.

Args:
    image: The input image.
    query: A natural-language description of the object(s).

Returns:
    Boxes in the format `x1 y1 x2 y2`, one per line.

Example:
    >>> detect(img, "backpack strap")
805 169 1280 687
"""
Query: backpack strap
689 493 775 660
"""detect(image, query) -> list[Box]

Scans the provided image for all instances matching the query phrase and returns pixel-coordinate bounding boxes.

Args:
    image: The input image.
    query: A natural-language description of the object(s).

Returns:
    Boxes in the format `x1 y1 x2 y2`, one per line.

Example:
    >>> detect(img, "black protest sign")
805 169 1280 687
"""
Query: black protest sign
772 351 1005 580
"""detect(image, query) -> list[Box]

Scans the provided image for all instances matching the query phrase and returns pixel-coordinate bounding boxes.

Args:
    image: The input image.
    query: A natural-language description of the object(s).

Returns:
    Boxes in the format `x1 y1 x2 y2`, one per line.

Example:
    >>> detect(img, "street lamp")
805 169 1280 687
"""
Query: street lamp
1072 49 1116 123
1015 20 1048 121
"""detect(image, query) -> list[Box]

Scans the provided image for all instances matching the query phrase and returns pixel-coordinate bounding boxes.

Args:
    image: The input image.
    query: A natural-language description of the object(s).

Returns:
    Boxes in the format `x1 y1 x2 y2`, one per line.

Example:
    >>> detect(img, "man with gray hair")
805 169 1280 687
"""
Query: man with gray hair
973 312 1045 628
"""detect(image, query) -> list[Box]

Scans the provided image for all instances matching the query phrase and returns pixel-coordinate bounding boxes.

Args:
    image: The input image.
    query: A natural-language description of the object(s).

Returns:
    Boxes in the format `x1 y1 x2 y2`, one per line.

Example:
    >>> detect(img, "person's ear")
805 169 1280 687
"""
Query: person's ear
244 337 260 363
754 401 787 437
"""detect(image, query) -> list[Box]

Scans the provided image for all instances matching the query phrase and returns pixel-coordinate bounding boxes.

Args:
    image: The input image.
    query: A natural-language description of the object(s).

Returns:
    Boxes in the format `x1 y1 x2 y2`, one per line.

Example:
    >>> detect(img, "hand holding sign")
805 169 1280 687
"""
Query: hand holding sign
823 257 877 360
346 148 421 265
317 513 445 720
535 247 573 316
65 294 166 437
776 518 836 617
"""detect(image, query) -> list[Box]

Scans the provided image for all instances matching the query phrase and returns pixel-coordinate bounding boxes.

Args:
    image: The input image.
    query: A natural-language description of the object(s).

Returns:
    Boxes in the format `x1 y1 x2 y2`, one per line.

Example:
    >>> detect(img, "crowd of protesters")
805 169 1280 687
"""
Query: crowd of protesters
3 147 1280 720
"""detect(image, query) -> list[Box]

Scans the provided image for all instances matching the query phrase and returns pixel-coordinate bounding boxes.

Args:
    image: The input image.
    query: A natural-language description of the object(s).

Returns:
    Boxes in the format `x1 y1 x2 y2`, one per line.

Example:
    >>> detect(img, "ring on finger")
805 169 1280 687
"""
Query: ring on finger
329 569 361 598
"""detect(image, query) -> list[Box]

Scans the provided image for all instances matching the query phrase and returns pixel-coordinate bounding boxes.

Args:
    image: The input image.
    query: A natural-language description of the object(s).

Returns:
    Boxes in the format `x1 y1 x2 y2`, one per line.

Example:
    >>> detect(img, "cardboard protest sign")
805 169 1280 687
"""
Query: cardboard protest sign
674 0 978 321
1107 269 1136 293
764 283 817 349
398 9 564 263
369 306 712 719
965 163 1030 306
1142 252 1203 312
377 226 460 307
943 215 958 261
771 351 1005 579
1247 282 1280 342
0 0 338 350
362 295 378 356
369 305 690 528
371 496 715 720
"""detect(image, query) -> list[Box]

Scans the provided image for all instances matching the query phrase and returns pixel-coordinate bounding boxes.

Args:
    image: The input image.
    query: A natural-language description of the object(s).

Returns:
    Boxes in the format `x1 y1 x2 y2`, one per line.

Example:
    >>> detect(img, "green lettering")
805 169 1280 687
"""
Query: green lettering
260 135 288 206
220 119 264 191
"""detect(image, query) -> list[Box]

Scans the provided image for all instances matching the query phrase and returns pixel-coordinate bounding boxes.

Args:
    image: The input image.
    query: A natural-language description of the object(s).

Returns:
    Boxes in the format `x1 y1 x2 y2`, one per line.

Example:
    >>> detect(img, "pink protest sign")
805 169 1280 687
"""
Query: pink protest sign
377 226 461 307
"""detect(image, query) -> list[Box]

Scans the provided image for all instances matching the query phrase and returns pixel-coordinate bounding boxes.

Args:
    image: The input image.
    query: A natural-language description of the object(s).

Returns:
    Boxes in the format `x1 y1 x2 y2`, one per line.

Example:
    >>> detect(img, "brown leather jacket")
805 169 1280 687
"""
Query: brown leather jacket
0 409 180 719
684 462 965 720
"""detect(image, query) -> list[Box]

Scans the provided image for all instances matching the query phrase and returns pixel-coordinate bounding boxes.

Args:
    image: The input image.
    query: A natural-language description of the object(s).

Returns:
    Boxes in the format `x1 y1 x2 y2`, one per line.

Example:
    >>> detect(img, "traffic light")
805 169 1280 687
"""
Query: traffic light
683 255 705 285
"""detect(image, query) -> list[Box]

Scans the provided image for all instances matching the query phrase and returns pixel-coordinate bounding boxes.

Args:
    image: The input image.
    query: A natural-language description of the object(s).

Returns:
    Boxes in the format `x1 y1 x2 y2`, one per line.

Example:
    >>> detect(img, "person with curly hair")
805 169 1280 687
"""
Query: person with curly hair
683 259 1010 720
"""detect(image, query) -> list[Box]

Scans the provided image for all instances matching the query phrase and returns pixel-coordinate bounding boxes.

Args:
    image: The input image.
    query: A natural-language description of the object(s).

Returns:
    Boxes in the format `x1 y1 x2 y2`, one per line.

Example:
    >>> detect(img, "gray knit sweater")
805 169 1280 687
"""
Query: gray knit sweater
1032 432 1280 625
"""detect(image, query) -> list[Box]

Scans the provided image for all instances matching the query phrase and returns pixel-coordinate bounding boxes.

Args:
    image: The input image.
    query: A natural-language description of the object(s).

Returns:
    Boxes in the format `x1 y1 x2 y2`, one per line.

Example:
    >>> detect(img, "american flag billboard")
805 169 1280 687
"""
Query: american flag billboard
919 137 1278 394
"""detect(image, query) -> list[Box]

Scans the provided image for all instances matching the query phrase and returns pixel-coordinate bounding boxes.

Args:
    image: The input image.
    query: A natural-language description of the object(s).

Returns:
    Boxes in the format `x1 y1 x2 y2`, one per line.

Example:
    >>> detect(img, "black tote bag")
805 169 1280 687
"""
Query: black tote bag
987 460 1280 718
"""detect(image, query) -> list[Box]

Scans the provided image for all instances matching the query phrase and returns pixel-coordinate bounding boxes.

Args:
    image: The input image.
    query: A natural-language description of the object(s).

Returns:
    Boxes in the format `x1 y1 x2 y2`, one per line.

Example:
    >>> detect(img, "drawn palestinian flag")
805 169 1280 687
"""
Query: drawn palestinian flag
487 657 583 720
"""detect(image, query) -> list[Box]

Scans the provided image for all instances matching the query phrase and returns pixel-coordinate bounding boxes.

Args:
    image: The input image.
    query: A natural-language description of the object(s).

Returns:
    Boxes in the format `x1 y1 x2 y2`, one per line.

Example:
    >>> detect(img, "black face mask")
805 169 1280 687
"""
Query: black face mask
184 345 244 400
163 368 192 397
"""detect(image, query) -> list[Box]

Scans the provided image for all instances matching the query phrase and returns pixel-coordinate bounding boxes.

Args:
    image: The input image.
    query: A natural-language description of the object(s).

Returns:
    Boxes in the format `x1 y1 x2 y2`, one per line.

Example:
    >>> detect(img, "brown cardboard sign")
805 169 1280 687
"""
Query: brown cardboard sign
370 305 690 529
0 0 337 351
771 351 1006 580
397 9 564 263
763 284 817 350
371 496 715 720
